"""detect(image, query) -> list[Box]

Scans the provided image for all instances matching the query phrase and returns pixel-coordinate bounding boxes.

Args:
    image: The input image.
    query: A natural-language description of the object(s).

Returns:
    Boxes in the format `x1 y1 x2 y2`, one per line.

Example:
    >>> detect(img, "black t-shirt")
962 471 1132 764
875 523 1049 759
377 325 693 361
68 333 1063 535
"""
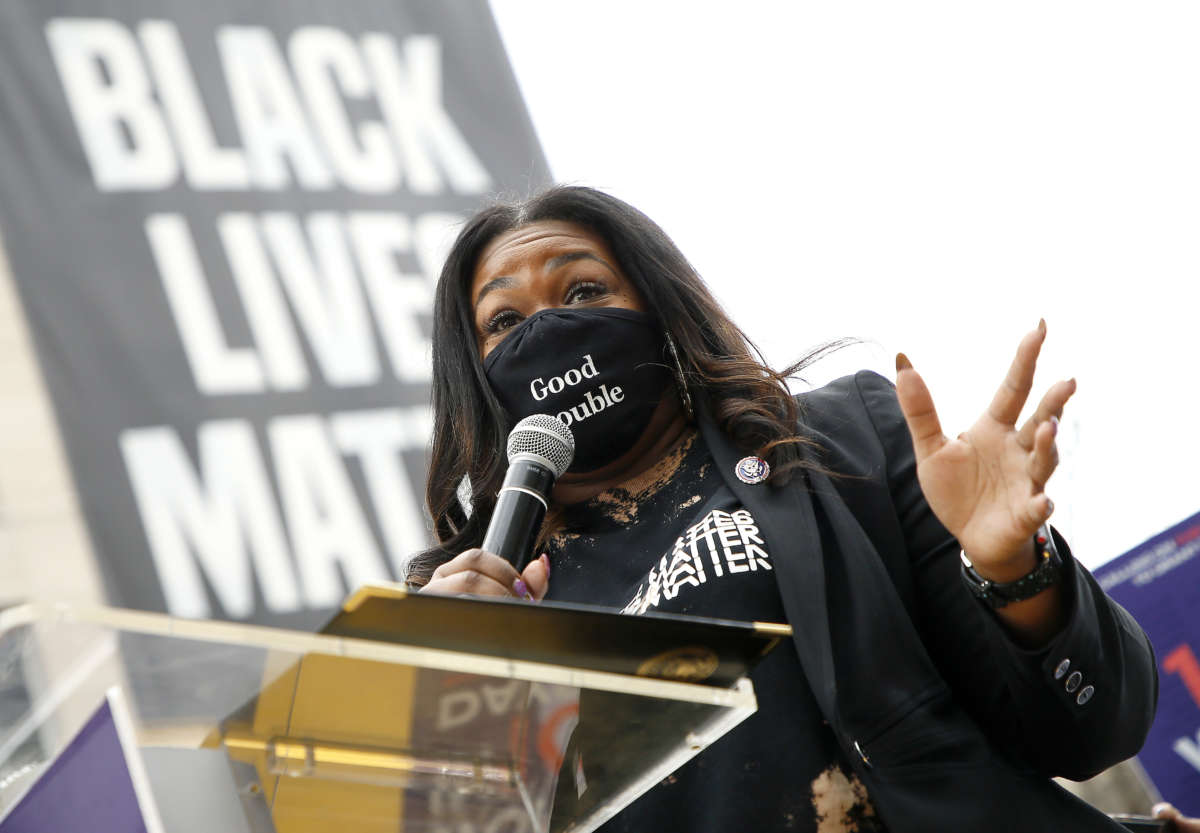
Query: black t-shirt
545 433 889 833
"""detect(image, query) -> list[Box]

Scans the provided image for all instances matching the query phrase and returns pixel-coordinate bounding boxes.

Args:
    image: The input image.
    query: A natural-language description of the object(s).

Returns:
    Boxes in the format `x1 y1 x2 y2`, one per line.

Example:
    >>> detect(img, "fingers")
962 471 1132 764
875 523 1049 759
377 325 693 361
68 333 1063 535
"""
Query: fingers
1022 493 1055 529
1154 802 1200 833
1153 803 1181 820
1026 416 1060 491
522 554 552 601
1024 417 1060 525
1017 377 1077 450
424 548 525 598
987 320 1046 427
421 549 553 601
895 353 948 463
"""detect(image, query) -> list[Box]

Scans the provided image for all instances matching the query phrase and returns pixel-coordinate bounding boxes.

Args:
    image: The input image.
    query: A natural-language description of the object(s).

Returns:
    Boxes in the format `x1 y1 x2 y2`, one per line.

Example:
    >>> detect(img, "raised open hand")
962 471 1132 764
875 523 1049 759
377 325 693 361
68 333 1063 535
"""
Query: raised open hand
895 321 1076 581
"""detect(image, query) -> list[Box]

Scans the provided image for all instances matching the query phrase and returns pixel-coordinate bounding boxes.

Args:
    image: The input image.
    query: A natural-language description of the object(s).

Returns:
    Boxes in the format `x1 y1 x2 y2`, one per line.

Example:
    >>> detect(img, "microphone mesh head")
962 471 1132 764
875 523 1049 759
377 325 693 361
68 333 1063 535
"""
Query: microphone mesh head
507 414 575 477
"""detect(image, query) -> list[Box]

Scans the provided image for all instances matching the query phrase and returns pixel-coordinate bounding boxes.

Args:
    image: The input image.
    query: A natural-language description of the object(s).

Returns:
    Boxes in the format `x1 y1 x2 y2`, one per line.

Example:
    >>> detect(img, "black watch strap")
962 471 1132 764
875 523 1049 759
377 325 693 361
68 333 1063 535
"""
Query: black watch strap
960 525 1064 609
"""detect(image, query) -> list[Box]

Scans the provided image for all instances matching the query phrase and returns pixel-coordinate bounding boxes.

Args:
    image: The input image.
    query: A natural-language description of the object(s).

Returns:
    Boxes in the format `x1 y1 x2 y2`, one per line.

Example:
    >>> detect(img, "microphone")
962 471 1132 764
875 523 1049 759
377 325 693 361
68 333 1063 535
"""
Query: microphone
482 414 575 571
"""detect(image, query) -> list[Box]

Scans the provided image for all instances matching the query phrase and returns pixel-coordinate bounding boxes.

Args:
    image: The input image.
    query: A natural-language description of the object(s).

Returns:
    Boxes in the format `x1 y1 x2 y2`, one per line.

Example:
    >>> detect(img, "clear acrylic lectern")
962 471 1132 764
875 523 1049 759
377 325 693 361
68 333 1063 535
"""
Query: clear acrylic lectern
0 600 762 832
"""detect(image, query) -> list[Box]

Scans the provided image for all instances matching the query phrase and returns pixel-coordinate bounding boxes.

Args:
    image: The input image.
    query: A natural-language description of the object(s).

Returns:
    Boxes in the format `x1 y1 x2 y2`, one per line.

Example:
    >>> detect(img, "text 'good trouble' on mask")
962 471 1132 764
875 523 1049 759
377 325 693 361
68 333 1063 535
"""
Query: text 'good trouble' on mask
483 308 672 472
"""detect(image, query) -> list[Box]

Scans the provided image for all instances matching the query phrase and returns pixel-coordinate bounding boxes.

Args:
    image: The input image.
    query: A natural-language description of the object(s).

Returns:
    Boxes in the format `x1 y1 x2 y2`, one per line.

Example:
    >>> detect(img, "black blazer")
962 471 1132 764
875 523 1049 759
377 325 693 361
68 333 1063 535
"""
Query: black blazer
697 371 1157 832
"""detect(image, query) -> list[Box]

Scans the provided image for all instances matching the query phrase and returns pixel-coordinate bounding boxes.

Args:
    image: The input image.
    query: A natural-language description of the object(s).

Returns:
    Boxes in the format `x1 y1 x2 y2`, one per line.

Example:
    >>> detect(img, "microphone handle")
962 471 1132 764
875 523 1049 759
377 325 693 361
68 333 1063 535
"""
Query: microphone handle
482 458 555 571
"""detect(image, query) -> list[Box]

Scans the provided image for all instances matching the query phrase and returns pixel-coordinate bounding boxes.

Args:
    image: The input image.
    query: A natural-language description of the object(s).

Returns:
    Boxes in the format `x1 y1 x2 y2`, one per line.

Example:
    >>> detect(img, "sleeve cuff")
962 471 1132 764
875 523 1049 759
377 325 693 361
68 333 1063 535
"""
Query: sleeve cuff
990 527 1104 713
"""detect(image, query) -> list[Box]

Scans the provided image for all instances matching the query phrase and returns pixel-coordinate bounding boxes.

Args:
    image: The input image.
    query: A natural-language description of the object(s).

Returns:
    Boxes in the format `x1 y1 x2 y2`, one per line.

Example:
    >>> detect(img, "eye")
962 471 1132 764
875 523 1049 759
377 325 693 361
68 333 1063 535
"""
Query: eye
483 309 523 334
564 280 608 305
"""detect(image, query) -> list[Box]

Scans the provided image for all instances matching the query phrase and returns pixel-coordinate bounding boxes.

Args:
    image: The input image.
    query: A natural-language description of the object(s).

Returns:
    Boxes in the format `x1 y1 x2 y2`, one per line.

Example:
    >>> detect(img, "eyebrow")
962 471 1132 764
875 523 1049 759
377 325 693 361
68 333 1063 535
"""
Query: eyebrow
474 251 615 306
474 275 516 306
546 250 612 273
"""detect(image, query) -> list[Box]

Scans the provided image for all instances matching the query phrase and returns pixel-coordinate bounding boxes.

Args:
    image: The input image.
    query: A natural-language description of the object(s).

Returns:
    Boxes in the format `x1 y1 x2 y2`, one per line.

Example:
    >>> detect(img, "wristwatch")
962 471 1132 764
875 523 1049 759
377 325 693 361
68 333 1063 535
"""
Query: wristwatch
960 525 1064 609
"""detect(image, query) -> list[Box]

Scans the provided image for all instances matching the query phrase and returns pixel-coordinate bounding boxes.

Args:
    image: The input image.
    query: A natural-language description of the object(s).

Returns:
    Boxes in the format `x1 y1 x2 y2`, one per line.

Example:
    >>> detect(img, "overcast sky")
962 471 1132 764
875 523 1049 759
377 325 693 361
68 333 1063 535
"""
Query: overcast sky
488 1 1200 569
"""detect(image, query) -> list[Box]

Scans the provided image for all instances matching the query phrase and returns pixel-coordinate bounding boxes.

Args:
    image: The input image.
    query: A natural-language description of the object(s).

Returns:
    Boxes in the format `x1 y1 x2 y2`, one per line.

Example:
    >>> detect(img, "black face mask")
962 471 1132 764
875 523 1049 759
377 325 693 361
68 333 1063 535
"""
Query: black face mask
482 308 672 472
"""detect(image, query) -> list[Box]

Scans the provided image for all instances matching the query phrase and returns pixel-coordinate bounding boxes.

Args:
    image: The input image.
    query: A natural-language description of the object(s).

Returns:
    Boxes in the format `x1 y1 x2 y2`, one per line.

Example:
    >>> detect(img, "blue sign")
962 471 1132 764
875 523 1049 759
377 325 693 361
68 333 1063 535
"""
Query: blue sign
0 690 163 833
1096 510 1200 815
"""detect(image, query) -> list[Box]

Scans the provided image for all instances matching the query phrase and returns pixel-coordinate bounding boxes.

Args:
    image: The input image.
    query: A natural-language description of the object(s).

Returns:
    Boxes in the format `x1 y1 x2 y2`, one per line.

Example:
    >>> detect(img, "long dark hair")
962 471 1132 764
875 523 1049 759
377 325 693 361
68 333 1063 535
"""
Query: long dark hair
406 186 845 585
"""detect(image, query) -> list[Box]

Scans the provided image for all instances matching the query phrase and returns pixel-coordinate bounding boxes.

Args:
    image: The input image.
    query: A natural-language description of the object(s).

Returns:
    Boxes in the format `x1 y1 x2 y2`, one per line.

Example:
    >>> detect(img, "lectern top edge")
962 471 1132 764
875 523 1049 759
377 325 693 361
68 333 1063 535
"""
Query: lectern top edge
3 601 759 708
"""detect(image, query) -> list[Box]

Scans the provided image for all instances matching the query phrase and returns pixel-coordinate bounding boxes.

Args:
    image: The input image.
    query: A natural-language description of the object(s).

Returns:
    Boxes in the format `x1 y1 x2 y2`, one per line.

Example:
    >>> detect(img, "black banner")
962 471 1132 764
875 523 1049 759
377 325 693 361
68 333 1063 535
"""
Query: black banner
0 0 549 628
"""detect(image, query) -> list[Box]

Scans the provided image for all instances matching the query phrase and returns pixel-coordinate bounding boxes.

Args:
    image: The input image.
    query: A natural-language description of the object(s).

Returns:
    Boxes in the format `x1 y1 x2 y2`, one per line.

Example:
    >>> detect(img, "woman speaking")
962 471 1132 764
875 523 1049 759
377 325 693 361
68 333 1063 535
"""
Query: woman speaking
407 185 1158 832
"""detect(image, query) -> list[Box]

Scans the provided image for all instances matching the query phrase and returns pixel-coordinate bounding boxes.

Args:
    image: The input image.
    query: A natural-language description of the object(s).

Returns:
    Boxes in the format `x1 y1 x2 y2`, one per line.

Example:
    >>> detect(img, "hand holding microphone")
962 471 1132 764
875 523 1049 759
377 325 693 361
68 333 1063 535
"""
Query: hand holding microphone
420 415 574 600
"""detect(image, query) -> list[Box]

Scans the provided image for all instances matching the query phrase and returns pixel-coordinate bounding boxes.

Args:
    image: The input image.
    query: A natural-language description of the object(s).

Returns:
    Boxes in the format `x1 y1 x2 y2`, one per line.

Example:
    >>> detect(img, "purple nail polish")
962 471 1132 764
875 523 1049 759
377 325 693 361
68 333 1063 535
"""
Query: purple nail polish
513 578 528 597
